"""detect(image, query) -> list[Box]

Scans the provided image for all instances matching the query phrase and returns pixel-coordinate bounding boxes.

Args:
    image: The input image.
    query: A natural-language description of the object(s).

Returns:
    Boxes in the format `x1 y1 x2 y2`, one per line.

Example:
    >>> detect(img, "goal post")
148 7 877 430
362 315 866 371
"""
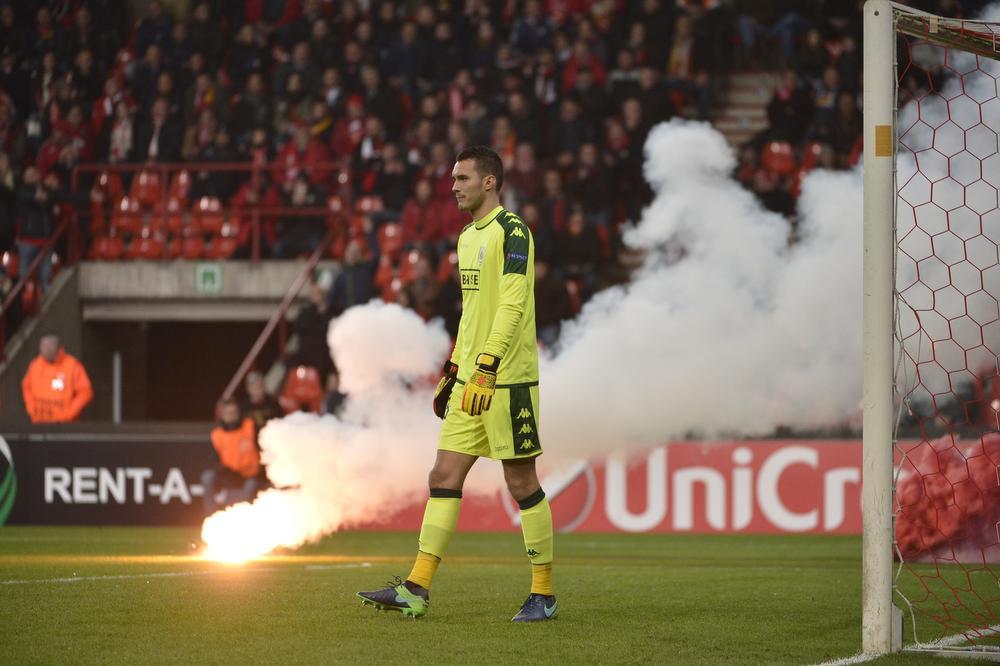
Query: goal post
865 0 1000 657
862 0 901 655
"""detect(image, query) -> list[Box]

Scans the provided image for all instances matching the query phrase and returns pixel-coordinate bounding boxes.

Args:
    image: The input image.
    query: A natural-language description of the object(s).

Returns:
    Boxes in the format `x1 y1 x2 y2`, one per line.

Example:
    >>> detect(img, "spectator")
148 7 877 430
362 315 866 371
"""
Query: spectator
435 254 462 338
231 72 272 145
21 334 93 423
202 398 265 514
511 0 555 60
132 97 182 163
403 250 439 320
327 237 376 317
548 97 592 168
275 124 330 190
15 166 56 288
553 205 602 300
288 281 334 380
504 142 542 212
273 174 324 259
663 13 715 120
534 259 574 348
765 69 814 146
240 371 283 433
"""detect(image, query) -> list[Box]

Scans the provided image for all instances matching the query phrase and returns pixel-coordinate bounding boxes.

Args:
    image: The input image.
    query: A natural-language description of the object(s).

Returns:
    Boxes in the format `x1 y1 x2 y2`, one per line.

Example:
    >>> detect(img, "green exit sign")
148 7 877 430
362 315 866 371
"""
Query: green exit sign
195 263 223 294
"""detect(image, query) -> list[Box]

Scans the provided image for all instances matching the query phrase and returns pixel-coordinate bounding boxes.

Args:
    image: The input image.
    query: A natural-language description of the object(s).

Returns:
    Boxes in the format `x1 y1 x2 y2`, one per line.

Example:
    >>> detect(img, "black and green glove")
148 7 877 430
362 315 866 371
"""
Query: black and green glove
433 360 459 419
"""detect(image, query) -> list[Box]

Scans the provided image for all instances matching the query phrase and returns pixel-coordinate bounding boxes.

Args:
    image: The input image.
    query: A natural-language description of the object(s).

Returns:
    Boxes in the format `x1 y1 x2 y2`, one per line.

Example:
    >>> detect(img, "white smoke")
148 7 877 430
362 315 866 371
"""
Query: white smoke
542 120 862 448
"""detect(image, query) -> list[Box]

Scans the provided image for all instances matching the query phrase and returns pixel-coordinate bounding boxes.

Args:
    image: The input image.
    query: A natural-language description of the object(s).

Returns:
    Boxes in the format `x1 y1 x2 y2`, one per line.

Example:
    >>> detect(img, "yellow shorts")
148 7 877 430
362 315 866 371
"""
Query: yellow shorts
438 380 542 460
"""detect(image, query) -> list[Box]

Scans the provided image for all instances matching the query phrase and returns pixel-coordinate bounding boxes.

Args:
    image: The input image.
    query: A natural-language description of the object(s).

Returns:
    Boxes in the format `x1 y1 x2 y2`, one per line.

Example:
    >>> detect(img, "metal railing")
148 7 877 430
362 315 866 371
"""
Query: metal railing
219 225 338 403
0 216 71 361
72 160 352 261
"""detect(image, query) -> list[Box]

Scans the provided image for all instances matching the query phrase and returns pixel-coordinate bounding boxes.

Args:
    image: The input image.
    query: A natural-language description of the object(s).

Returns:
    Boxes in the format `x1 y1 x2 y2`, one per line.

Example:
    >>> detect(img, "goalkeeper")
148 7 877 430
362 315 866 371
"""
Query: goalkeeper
357 146 555 622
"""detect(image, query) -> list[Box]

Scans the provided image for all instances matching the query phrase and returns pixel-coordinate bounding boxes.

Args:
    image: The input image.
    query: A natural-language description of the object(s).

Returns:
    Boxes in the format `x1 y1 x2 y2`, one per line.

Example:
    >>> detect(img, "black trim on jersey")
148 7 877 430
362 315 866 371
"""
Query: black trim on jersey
497 211 530 275
430 487 463 499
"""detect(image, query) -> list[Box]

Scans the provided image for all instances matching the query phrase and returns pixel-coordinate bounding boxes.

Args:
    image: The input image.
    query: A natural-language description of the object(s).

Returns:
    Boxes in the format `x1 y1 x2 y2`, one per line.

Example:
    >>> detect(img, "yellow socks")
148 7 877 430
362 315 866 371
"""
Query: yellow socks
518 488 554 595
407 551 440 589
407 488 462 590
530 563 553 596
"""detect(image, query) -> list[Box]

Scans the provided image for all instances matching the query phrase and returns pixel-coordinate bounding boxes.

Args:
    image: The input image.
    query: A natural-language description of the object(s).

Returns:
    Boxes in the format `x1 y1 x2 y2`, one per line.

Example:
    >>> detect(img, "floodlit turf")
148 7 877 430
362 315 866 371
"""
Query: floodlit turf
0 528 994 665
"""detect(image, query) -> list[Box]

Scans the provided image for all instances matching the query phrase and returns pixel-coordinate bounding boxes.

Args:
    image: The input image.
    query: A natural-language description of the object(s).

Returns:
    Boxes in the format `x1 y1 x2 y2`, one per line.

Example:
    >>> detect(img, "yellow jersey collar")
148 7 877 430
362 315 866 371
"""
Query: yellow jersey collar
473 205 504 229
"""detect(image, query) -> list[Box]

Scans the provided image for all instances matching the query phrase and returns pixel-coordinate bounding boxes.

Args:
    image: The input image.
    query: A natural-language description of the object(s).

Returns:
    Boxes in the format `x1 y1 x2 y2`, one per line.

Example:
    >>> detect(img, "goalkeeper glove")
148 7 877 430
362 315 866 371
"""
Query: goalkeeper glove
433 360 459 419
461 353 500 416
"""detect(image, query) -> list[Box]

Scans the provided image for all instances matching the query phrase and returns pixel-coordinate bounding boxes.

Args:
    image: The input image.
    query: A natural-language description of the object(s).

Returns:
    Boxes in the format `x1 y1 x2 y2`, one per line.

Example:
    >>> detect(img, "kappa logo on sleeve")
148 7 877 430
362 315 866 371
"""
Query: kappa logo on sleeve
509 226 526 238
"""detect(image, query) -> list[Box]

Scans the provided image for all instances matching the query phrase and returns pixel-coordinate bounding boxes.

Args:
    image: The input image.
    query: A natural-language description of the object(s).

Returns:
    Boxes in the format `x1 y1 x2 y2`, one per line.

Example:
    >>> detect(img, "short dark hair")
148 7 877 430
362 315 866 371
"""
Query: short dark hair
456 145 503 192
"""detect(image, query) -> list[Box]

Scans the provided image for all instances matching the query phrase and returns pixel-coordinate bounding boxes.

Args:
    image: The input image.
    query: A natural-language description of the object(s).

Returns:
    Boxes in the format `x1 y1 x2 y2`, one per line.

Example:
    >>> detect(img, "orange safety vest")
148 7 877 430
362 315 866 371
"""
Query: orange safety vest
210 418 260 478
21 349 94 423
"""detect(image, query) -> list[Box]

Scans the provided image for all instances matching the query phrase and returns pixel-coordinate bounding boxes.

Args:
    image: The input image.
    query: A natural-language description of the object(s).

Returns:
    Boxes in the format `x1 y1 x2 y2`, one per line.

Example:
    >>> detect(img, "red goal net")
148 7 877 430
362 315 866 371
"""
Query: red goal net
893 10 1000 650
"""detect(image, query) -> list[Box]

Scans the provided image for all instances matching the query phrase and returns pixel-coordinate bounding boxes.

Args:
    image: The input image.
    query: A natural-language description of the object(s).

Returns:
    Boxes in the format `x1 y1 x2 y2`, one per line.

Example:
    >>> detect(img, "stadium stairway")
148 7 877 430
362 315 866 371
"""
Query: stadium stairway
712 71 783 148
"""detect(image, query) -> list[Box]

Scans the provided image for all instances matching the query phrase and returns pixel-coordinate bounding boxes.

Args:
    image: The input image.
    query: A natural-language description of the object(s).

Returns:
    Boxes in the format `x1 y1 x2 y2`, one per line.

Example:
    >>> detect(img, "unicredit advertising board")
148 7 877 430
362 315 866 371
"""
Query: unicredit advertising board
0 436 863 533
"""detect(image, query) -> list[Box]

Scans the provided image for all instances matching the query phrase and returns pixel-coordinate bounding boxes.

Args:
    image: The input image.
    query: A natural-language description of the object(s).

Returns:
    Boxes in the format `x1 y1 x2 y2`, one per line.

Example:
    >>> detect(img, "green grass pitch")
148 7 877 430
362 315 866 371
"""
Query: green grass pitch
0 527 992 664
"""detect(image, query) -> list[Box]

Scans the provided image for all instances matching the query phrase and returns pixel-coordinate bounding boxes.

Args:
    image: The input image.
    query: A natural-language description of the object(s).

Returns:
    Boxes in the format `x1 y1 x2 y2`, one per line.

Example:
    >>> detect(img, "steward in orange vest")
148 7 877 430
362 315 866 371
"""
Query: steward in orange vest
21 335 93 423
202 399 265 513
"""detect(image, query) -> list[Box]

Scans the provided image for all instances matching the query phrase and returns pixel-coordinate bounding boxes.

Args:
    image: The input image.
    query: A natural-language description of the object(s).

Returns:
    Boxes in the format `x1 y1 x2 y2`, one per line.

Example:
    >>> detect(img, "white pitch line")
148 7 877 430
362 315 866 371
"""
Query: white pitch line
813 624 1000 666
0 561 372 585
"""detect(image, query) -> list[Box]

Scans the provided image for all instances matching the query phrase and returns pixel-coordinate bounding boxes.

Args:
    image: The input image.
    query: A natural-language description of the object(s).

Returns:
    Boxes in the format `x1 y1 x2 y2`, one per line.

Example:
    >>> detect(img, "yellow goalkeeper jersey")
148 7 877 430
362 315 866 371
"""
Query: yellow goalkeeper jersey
450 205 538 386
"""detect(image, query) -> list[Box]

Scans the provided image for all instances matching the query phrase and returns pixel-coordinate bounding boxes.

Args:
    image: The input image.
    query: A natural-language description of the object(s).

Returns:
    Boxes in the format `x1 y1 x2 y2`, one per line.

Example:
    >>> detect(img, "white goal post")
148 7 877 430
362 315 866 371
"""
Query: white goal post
862 0 900 654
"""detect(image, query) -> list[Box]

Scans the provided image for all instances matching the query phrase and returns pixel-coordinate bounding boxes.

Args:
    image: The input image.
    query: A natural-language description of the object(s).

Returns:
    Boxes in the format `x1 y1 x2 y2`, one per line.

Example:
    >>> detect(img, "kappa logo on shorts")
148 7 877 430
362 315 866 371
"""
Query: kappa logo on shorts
517 408 532 419
520 439 536 450
518 424 534 434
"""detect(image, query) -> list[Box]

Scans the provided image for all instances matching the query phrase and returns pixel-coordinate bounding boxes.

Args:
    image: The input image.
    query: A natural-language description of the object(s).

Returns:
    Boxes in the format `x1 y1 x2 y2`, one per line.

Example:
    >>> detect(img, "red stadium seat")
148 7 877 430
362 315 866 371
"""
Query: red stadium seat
89 235 125 261
2 250 19 278
180 235 205 259
158 196 187 234
169 169 192 200
194 197 224 234
206 221 241 259
279 365 323 413
354 195 383 214
130 170 163 208
21 278 39 315
761 141 796 177
112 196 142 235
125 232 165 260
97 170 124 204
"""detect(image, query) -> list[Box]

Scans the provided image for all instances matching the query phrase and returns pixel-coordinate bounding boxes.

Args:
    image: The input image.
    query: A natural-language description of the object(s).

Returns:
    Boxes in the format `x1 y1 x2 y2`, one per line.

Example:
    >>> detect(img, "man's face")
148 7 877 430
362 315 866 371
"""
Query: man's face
220 403 240 425
39 337 58 362
451 159 489 212
247 378 265 401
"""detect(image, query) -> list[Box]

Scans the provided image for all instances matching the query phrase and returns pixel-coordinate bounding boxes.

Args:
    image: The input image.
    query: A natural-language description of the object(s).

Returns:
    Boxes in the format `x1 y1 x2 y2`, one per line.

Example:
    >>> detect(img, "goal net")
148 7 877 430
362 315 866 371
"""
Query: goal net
869 0 1000 656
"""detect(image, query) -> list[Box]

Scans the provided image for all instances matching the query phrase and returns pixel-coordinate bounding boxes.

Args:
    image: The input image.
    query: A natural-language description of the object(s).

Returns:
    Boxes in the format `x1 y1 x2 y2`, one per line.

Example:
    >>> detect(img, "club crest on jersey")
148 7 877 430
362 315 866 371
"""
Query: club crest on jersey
477 246 485 265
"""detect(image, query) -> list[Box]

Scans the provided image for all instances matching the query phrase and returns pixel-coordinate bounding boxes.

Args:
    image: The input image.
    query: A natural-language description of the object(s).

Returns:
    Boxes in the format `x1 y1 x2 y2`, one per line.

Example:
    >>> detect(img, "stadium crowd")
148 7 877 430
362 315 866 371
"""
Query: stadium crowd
0 0 982 340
